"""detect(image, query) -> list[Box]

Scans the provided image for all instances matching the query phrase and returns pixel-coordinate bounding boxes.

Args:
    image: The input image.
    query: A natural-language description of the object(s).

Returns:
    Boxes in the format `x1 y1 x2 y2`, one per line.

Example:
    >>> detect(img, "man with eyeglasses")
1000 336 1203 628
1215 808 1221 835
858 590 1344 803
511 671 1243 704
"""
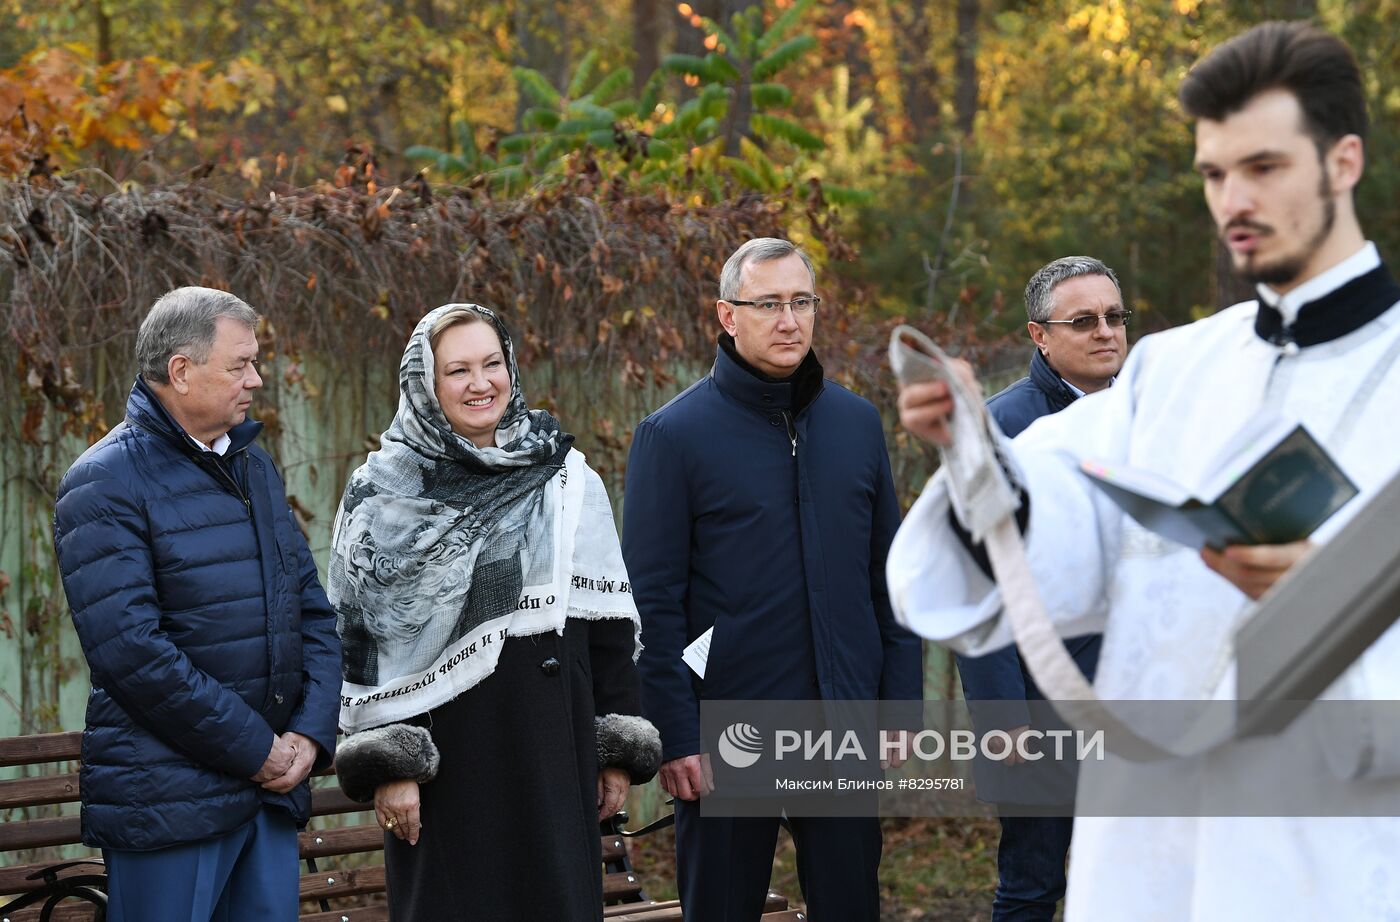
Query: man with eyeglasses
892 22 1400 921
959 256 1125 922
989 256 1129 437
622 237 922 920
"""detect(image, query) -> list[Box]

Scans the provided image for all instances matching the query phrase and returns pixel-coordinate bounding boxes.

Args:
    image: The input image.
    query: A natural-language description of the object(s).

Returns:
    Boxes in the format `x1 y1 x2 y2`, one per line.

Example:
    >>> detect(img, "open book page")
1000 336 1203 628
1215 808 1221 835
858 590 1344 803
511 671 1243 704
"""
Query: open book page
1084 473 1250 549
1082 415 1356 549
1198 413 1300 501
1081 460 1193 507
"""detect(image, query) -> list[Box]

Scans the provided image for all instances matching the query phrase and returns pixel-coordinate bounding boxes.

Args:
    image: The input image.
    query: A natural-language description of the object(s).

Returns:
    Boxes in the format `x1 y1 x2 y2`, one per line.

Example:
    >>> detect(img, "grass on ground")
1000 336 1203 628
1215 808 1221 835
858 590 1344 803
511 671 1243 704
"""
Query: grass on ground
625 816 1000 922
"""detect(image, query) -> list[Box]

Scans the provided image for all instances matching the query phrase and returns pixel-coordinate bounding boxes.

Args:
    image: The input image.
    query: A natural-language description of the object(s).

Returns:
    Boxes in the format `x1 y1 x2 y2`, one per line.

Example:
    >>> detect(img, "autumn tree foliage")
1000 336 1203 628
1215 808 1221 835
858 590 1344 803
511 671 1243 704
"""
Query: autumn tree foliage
0 44 273 178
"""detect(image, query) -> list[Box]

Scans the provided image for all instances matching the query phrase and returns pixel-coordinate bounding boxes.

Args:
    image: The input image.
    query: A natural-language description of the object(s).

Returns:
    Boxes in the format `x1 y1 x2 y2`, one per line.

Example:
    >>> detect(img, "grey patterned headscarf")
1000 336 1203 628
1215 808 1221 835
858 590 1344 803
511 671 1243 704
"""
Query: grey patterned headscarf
328 304 573 692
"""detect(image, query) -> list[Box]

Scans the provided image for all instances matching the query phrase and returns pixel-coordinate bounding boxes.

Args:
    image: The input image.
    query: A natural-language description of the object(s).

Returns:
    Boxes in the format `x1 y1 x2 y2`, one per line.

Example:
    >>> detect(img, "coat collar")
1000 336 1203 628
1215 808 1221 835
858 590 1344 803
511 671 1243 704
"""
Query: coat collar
127 377 263 456
1028 349 1078 413
713 333 825 413
1253 261 1400 348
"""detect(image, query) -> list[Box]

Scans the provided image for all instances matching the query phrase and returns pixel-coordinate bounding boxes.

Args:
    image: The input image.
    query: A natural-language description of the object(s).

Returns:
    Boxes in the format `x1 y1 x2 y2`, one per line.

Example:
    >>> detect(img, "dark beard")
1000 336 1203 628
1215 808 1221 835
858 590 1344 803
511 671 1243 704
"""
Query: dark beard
1240 172 1336 287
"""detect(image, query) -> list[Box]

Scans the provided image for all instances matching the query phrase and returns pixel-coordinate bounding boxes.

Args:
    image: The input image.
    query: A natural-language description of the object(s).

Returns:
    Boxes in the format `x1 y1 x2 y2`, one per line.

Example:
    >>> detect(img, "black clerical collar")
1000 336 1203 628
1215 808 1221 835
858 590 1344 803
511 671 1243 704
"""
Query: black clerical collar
1254 263 1400 348
715 332 825 413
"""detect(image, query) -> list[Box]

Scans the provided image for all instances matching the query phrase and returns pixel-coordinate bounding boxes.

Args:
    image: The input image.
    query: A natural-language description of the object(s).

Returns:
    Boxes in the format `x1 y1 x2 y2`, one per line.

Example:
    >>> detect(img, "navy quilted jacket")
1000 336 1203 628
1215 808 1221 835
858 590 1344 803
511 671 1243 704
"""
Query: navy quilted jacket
53 379 342 850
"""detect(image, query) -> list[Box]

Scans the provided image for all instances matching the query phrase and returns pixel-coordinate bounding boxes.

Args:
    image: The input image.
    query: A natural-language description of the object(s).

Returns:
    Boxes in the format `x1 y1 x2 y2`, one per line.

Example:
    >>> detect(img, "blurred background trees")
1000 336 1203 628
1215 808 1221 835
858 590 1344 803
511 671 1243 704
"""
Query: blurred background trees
3 0 1397 327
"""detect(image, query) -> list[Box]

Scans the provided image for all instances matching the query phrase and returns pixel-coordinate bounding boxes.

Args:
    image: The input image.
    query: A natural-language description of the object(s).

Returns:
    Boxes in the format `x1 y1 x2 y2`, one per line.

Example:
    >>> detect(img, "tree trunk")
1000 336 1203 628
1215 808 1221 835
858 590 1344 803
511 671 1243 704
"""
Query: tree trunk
94 0 113 64
724 62 753 156
675 0 720 60
372 75 405 171
953 0 979 139
725 0 761 154
891 1 939 146
633 0 663 96
513 0 571 126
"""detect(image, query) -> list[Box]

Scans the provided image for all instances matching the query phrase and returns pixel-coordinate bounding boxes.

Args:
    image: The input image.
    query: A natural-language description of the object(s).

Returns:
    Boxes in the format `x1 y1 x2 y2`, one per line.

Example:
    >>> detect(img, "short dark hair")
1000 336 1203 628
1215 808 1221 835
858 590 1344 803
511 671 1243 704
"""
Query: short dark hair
1178 21 1366 153
1023 256 1121 324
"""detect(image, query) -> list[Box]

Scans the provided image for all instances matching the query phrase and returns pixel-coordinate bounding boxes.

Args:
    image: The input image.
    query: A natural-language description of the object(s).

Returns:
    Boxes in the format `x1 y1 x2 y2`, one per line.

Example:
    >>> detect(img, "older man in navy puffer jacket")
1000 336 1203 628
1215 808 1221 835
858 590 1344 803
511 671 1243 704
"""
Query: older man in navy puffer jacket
53 287 342 922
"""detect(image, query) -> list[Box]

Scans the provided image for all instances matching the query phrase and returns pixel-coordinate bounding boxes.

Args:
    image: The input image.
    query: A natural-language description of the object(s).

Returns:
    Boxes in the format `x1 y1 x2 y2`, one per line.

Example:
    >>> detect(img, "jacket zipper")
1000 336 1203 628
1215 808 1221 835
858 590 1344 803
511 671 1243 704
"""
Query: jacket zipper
202 451 252 513
782 410 797 457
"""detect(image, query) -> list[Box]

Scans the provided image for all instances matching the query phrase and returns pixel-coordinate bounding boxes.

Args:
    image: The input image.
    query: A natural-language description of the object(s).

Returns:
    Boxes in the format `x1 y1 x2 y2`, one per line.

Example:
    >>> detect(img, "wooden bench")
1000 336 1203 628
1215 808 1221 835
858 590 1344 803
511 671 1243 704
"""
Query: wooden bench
0 731 804 921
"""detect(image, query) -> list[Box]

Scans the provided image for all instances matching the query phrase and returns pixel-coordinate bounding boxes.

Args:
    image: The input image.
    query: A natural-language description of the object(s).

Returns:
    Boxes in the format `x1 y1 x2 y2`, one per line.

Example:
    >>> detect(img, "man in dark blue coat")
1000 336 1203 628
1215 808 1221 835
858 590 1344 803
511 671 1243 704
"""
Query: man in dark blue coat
52 287 342 922
623 238 923 921
964 256 1127 921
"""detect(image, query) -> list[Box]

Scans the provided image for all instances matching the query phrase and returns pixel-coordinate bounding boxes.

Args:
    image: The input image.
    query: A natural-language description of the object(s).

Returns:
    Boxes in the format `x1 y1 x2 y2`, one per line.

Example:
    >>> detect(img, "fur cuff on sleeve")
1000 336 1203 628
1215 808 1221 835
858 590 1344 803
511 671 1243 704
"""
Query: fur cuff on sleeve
596 713 663 784
334 724 441 803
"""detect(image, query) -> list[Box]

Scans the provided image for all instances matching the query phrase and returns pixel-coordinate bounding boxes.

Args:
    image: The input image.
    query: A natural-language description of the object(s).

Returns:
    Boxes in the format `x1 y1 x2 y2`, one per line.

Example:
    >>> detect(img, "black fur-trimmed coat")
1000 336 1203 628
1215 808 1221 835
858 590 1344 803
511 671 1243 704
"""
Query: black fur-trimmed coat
365 617 658 922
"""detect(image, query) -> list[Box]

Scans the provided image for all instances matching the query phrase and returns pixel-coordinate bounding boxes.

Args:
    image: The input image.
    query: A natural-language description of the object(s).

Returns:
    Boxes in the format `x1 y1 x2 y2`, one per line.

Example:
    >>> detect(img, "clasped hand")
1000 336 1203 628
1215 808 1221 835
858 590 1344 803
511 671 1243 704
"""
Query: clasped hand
251 731 318 793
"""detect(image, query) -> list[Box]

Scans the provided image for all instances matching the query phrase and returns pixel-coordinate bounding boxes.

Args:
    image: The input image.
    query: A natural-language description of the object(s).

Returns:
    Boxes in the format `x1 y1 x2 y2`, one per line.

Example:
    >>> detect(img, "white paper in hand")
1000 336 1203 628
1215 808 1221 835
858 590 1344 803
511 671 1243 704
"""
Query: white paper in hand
683 626 713 679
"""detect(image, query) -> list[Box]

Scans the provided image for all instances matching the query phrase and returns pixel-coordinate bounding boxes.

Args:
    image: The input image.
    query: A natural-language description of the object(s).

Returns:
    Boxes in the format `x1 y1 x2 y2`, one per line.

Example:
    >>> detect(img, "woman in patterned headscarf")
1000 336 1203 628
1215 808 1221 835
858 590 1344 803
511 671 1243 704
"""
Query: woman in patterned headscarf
329 304 661 921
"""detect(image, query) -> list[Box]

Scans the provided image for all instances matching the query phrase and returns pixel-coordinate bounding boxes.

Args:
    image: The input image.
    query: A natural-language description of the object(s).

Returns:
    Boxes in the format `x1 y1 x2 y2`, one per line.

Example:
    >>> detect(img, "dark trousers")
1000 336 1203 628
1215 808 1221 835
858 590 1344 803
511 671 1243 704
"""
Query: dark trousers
674 798 882 922
991 814 1074 922
102 804 299 922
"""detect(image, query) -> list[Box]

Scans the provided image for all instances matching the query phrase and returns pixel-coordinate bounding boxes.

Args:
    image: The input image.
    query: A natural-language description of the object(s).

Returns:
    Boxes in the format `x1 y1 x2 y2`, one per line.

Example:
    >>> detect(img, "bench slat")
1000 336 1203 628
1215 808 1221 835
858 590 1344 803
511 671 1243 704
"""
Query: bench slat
300 824 384 860
601 834 626 862
0 773 79 810
299 907 390 922
606 905 800 922
0 861 102 898
299 865 385 902
309 787 364 818
0 732 82 769
606 907 686 921
605 899 682 917
0 776 359 817
603 892 788 918
603 870 645 902
0 815 82 851
0 900 99 922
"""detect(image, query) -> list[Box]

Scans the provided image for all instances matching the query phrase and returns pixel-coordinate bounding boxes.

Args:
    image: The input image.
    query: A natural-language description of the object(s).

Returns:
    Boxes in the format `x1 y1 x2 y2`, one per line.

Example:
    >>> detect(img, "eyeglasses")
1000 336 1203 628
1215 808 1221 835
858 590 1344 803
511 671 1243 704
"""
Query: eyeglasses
727 297 821 316
1040 310 1132 333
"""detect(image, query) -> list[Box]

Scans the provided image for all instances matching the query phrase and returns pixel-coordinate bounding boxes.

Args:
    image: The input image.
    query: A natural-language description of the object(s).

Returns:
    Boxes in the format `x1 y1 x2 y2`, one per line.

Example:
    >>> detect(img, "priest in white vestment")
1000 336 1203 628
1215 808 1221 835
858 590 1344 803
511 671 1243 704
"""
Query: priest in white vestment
889 23 1400 921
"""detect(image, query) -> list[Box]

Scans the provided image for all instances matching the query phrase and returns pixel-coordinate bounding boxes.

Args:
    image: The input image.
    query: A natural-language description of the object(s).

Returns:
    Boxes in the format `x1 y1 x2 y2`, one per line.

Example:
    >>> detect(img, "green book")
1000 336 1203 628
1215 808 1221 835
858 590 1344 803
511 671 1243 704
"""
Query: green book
1080 415 1358 550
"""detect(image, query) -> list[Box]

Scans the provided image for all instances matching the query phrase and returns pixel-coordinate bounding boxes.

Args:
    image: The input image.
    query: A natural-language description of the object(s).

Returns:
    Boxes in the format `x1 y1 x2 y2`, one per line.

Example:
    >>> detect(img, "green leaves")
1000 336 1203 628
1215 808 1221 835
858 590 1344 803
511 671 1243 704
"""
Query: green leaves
750 82 792 111
755 0 816 56
521 108 560 131
754 35 816 81
402 1 835 205
751 113 823 152
566 49 600 100
587 68 632 106
661 54 710 80
512 67 560 109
